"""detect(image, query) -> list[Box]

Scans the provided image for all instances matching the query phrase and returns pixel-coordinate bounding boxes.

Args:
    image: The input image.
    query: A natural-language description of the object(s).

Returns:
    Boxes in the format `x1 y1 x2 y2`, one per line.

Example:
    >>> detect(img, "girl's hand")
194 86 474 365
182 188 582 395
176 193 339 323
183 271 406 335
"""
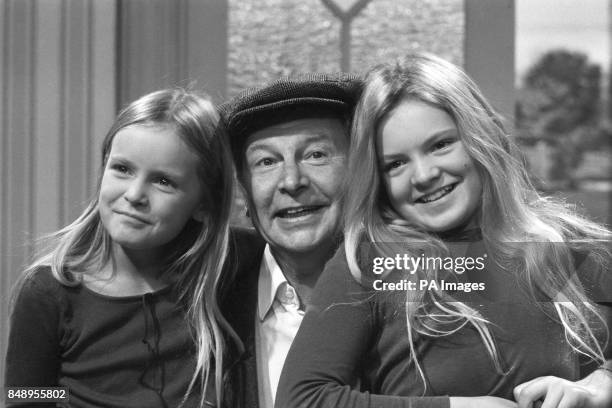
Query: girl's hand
513 369 612 408
450 396 518 408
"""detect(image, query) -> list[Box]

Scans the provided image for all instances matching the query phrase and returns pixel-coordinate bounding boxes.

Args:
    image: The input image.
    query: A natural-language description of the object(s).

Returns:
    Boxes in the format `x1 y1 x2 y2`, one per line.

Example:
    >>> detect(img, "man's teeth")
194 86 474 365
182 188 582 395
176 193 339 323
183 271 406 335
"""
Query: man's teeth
417 184 455 203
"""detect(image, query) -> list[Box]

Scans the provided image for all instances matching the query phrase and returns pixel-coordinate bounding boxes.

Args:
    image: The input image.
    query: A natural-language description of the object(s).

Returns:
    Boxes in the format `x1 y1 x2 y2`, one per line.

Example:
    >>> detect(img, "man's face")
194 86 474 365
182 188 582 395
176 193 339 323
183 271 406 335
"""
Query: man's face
242 117 348 255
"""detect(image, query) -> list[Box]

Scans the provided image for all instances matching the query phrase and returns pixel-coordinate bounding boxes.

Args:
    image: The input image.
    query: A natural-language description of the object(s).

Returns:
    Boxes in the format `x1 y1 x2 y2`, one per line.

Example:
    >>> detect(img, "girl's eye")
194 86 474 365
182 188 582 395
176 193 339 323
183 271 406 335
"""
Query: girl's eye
383 160 406 173
433 139 454 151
156 177 174 187
111 164 130 174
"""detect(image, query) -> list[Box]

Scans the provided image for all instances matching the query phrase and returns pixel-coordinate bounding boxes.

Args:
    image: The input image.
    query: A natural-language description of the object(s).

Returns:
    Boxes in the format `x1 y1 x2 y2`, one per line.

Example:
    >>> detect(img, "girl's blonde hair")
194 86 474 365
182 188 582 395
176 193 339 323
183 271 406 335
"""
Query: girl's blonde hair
345 53 610 384
21 88 235 407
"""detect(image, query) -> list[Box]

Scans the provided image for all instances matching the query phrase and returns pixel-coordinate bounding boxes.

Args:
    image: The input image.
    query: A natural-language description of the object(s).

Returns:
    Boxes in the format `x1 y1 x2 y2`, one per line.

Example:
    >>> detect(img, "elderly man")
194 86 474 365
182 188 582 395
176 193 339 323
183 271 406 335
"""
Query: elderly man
220 73 361 408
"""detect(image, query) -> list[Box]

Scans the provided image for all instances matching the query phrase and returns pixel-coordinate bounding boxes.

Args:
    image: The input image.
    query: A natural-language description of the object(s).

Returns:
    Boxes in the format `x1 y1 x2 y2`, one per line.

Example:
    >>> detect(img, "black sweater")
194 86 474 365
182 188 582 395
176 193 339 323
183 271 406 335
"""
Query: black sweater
5 267 203 408
276 240 612 408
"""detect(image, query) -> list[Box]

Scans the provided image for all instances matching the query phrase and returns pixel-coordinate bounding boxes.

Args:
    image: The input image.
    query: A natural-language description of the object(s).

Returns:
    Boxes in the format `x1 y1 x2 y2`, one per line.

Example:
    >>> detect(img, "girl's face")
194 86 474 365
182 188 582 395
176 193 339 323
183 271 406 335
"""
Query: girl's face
99 124 205 252
377 99 482 232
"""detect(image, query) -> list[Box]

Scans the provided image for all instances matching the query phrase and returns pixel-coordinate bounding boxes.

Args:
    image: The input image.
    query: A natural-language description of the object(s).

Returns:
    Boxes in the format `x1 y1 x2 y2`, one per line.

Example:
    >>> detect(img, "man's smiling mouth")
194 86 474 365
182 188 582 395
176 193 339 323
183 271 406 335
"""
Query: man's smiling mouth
415 183 458 204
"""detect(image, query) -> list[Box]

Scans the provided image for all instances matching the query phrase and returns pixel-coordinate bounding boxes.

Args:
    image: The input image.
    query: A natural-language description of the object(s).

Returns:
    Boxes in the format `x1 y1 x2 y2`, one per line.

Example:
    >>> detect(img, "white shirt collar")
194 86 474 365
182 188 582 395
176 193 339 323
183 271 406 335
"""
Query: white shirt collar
257 245 293 321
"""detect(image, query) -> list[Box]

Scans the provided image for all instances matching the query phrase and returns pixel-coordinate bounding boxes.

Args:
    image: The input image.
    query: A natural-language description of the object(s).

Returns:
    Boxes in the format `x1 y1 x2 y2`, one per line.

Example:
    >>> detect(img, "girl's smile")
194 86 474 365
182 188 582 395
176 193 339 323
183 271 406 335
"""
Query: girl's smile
113 209 152 225
377 99 482 232
414 182 458 203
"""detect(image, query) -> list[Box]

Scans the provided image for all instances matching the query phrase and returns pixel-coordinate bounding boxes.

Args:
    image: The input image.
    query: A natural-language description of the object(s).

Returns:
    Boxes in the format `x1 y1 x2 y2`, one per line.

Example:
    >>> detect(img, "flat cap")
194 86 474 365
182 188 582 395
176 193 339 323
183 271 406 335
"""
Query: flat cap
220 73 361 166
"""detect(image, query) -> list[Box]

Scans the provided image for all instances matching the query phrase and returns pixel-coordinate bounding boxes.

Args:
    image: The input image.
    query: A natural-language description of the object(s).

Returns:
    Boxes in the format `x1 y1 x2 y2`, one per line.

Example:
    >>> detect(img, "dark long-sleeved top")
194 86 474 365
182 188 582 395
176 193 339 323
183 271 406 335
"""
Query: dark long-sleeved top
219 228 268 408
5 267 203 408
276 239 612 408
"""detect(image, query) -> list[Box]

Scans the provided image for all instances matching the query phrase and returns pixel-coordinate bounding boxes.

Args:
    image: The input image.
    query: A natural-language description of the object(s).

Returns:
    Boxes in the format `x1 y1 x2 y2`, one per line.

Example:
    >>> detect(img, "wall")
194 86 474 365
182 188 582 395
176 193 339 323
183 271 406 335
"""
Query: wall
1 0 116 387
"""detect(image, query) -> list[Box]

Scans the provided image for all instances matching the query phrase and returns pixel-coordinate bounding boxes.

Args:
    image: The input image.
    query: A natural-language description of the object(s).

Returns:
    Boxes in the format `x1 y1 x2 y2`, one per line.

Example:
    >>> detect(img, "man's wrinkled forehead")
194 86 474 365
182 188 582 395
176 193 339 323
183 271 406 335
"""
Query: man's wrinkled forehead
244 117 348 154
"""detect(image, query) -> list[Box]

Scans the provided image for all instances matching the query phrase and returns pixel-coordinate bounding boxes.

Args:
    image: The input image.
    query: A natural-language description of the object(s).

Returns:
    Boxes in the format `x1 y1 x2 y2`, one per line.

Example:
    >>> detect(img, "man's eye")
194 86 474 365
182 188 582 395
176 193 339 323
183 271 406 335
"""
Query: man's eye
256 158 275 167
309 151 326 159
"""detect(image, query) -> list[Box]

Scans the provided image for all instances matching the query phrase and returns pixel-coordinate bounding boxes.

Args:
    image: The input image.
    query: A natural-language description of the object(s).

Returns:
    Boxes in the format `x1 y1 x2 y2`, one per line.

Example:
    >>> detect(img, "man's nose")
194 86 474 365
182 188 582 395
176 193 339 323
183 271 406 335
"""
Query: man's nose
278 162 309 194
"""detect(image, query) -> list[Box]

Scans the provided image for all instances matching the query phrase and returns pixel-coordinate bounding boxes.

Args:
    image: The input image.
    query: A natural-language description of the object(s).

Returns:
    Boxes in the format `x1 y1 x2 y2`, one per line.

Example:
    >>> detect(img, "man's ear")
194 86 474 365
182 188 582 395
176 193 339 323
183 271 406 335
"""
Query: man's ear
235 178 252 218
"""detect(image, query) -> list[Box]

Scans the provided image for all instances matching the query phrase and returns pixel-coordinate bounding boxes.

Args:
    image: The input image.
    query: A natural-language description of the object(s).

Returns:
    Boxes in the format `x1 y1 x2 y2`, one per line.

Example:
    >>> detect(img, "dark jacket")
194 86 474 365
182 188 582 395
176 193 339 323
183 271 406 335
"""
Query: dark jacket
220 227 266 408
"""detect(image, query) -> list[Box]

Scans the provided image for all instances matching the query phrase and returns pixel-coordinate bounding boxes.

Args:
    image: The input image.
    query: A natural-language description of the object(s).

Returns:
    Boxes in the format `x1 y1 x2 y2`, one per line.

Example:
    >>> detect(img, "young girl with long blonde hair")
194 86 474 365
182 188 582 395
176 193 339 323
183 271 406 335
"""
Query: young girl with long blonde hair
276 54 611 408
5 88 234 408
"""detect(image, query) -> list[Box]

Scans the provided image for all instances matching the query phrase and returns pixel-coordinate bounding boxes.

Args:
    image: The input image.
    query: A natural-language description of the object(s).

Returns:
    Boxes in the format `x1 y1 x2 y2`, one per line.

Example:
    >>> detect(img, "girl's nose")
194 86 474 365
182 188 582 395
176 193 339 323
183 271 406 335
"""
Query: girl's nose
411 159 441 188
124 179 148 206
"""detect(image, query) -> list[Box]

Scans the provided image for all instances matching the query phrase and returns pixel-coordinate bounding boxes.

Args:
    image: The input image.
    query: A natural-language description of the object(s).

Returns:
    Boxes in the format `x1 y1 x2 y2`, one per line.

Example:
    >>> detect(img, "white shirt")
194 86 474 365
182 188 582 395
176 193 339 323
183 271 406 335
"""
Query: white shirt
255 245 305 408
